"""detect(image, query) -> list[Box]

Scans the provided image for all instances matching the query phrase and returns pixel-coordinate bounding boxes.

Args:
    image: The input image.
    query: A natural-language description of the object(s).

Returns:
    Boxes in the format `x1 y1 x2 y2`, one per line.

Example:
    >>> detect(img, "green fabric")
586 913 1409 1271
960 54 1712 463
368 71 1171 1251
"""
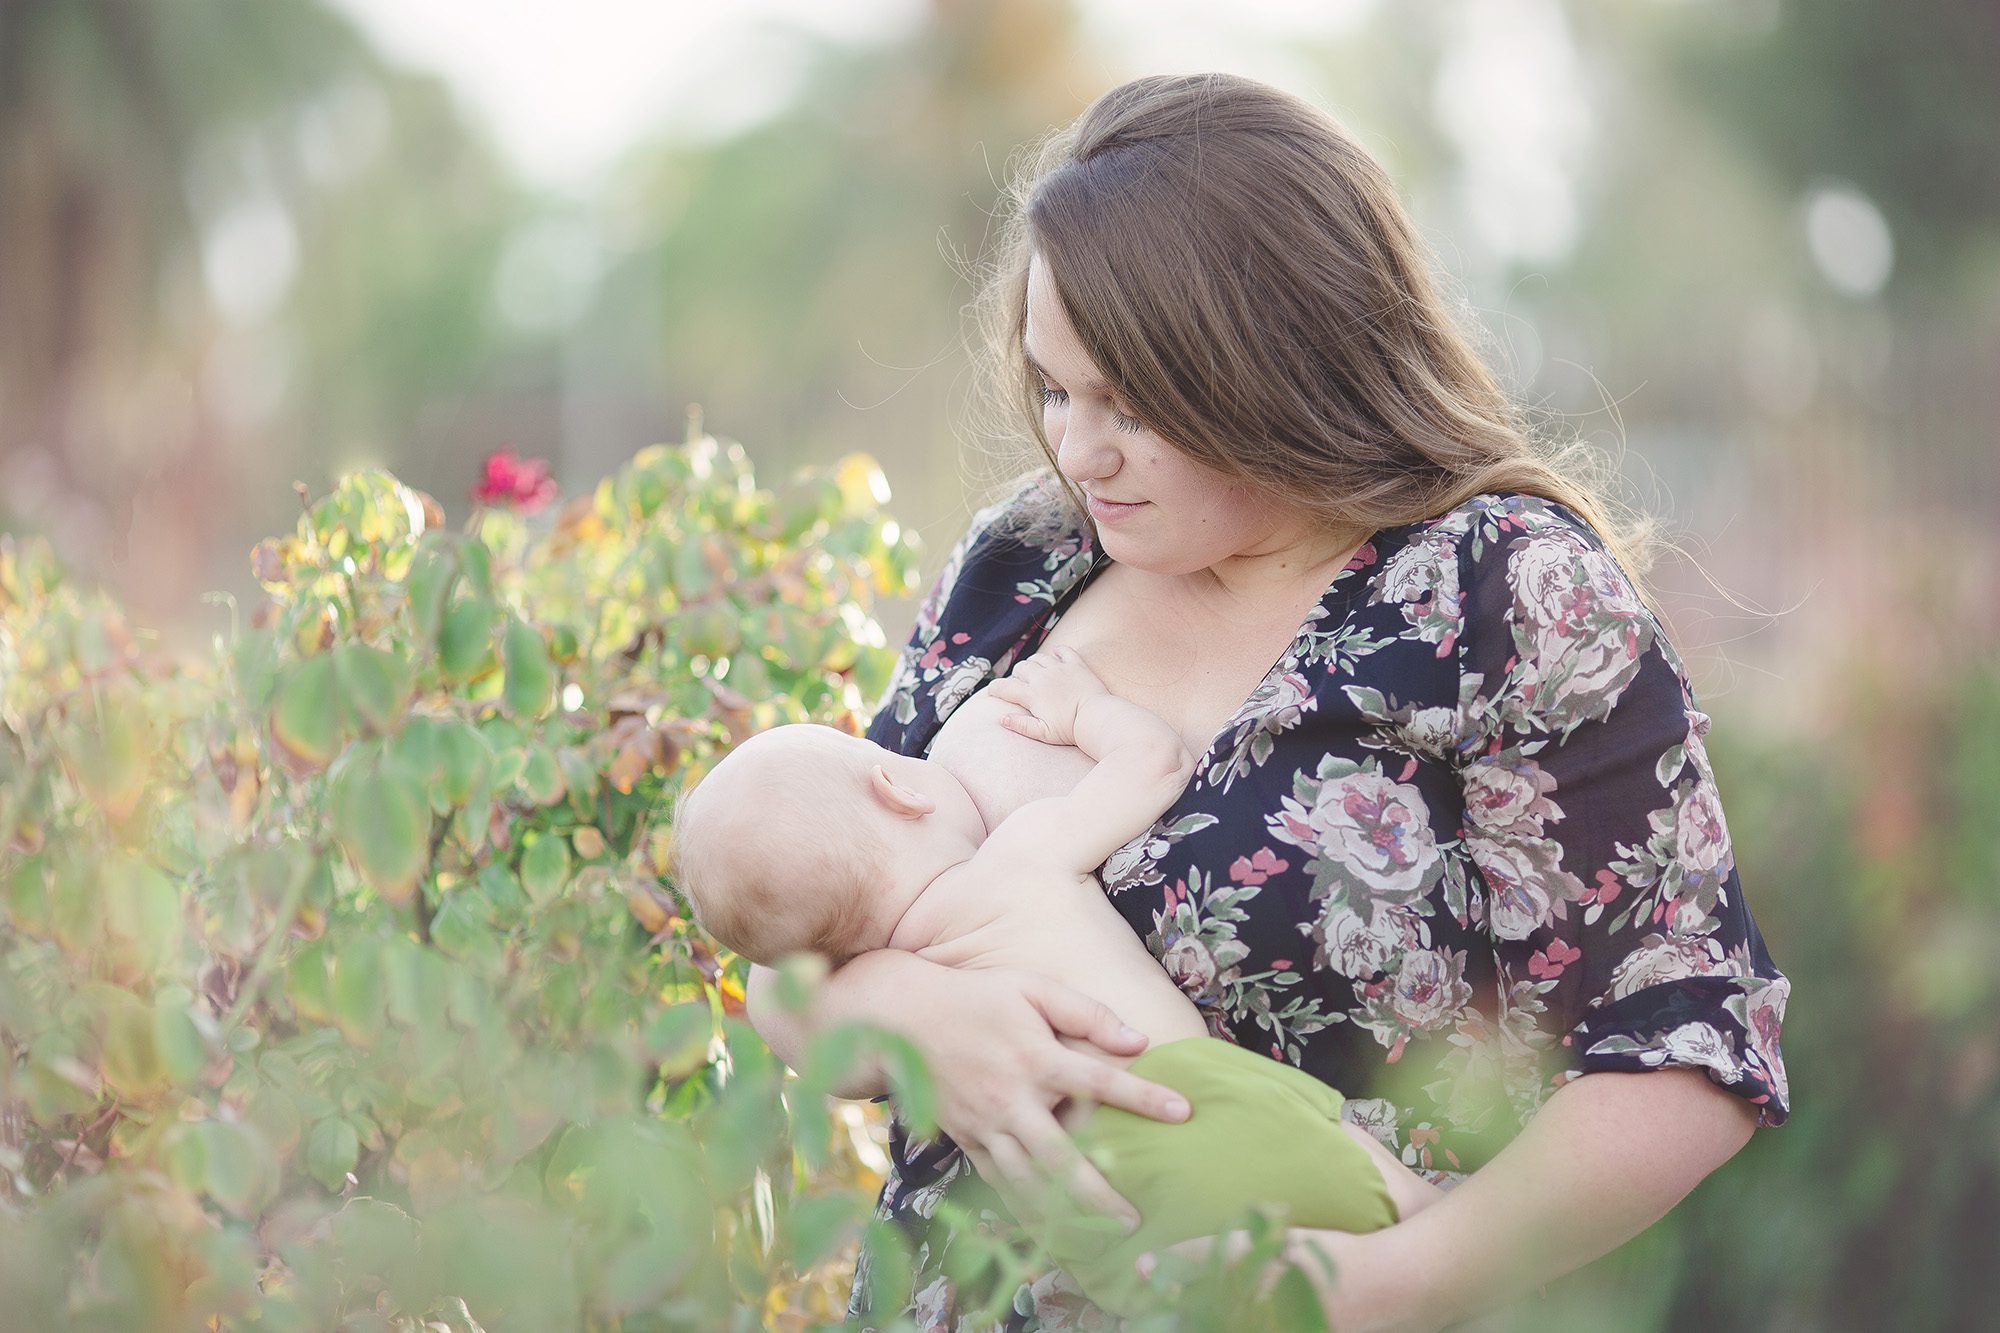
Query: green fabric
1030 1036 1399 1316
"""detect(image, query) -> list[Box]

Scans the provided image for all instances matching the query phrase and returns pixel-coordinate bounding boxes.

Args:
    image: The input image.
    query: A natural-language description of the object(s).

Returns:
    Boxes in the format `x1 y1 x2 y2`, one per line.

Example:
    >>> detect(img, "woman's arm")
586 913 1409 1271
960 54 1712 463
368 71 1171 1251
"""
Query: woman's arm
1164 1067 1757 1331
745 955 900 1099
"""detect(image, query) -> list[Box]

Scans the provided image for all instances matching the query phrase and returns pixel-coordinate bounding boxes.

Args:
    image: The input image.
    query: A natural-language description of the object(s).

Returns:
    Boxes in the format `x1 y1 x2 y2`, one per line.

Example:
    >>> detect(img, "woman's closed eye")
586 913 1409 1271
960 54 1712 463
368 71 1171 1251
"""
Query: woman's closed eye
1038 384 1146 435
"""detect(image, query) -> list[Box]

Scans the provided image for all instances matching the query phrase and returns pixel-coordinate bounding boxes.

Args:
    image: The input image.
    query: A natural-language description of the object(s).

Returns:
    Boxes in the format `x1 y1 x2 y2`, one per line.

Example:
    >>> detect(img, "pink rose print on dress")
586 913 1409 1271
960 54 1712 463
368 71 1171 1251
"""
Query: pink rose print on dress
1373 526 1465 655
1528 937 1583 979
1607 931 1731 1000
1271 755 1444 921
1505 532 1654 734
1228 847 1291 884
1465 834 1586 941
1462 753 1563 837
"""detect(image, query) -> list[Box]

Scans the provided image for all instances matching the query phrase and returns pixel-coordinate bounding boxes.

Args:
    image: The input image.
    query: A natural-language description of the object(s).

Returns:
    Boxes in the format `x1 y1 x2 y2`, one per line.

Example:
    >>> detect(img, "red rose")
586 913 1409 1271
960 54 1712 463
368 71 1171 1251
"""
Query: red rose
472 449 558 513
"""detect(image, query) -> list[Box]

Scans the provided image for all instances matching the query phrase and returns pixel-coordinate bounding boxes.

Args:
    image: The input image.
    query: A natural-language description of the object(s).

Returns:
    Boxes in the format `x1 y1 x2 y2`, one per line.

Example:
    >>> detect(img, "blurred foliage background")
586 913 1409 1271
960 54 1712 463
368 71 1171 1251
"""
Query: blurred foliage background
2 0 1997 1328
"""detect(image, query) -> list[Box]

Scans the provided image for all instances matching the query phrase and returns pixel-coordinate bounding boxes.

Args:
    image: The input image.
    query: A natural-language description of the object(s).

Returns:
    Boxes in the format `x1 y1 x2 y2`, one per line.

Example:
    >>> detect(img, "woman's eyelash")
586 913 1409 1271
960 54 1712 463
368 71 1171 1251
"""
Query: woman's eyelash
1037 384 1145 434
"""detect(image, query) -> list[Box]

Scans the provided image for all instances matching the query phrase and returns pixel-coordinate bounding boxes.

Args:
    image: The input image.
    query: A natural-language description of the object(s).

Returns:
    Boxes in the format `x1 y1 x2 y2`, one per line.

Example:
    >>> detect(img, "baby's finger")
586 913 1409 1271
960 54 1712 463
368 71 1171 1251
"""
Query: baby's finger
999 713 1057 744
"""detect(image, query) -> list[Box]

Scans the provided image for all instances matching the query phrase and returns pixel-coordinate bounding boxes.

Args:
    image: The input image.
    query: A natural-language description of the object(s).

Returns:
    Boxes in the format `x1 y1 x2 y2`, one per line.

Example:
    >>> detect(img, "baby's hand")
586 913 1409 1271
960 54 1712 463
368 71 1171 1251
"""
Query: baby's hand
984 646 1107 747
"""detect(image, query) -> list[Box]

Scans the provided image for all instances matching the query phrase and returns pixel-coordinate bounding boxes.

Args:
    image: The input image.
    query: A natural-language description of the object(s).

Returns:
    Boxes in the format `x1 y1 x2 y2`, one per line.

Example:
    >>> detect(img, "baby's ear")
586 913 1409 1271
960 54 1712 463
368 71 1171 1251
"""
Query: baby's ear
869 763 937 819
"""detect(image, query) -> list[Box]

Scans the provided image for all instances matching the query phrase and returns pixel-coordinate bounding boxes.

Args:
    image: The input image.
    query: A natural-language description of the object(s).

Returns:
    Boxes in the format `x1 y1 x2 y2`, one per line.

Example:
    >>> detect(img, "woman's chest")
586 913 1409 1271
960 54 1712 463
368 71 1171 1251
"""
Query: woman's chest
1033 561 1324 757
921 560 1329 831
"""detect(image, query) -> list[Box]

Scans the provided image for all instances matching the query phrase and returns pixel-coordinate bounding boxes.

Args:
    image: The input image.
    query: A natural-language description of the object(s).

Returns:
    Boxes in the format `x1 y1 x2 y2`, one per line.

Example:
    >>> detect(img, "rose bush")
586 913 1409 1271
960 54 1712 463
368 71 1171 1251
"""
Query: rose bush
0 419 939 1330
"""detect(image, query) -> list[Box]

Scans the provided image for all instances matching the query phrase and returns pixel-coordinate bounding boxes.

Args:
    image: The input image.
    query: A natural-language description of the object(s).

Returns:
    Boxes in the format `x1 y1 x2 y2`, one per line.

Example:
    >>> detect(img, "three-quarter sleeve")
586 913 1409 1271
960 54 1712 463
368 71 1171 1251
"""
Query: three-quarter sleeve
1448 502 1791 1127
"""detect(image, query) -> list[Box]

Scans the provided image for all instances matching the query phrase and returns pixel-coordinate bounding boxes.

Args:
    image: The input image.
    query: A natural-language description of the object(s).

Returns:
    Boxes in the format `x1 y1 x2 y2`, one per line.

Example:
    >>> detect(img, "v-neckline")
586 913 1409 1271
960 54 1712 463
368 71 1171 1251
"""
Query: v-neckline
1022 519 1414 775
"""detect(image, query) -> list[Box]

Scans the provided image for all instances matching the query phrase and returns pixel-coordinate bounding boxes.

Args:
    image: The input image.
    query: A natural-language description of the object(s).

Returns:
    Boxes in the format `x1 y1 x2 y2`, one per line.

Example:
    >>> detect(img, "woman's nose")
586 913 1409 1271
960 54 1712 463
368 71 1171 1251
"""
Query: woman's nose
1054 413 1123 484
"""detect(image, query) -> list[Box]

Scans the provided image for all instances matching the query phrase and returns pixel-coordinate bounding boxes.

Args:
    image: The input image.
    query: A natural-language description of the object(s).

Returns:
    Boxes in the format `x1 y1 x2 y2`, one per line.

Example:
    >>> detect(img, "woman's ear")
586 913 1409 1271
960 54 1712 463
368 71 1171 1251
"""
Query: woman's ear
869 763 937 819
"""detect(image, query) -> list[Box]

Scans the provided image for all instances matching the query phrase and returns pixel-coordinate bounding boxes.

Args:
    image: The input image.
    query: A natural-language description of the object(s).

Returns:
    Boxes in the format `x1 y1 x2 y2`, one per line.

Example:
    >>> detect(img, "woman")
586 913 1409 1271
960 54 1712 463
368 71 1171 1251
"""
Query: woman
746 72 1790 1330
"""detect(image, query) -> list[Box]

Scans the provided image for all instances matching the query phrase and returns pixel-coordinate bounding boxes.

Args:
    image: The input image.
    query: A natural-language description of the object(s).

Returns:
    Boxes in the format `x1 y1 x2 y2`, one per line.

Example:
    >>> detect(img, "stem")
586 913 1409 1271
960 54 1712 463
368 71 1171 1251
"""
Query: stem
220 846 318 1034
58 1096 121 1174
414 814 449 948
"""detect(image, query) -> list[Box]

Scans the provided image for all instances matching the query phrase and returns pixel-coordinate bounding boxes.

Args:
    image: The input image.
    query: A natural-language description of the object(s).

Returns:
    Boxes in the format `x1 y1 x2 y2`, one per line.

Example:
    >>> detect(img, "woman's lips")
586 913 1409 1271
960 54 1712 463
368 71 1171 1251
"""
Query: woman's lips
1086 495 1147 523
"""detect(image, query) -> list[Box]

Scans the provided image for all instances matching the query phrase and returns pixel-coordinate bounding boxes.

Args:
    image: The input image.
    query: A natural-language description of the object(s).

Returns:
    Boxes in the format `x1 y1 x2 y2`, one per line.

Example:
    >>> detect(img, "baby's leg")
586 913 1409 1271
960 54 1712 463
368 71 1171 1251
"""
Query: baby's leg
1338 1121 1447 1221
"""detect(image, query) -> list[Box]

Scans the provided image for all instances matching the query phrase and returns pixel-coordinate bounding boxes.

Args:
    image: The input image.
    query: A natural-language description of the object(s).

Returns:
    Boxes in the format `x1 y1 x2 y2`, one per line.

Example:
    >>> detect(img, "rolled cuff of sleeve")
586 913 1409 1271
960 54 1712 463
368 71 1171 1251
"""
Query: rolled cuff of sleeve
1562 973 1792 1127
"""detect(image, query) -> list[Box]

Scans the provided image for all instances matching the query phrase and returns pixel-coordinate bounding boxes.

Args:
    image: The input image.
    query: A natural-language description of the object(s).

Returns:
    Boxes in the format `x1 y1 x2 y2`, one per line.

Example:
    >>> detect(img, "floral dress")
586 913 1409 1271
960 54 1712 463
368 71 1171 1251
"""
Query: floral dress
847 476 1792 1331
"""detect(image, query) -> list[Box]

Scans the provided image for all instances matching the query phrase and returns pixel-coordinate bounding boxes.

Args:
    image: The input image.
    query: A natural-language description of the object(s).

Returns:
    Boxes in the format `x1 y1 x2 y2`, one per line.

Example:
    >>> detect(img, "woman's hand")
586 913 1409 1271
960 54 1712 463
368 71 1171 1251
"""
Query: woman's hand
747 949 1190 1228
900 961 1190 1230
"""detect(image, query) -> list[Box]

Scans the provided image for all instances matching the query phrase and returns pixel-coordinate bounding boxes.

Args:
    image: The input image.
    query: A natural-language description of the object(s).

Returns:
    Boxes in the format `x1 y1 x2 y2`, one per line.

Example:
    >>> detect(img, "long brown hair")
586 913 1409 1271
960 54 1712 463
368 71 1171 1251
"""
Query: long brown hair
962 71 1663 611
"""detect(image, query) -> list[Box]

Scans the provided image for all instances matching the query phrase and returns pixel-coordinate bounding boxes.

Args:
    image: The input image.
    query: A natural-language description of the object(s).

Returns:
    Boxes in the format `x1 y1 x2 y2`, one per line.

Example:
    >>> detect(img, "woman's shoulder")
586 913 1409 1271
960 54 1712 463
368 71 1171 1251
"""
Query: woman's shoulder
1386 489 1631 612
1407 489 1608 554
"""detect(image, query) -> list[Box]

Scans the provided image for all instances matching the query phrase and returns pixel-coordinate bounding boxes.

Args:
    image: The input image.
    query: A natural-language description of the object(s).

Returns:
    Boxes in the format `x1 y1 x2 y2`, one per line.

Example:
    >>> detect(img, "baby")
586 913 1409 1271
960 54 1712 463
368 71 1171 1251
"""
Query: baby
671 646 1438 1311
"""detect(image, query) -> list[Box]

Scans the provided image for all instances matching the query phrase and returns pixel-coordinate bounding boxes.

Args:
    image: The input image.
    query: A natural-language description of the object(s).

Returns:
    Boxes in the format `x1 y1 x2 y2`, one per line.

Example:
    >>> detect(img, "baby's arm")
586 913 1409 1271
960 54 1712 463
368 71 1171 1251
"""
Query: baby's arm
982 647 1197 875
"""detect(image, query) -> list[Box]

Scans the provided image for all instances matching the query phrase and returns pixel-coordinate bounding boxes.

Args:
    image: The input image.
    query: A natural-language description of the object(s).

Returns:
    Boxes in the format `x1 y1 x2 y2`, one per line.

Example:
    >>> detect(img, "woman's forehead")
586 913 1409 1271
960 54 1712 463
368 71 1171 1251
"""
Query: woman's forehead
1023 254 1111 393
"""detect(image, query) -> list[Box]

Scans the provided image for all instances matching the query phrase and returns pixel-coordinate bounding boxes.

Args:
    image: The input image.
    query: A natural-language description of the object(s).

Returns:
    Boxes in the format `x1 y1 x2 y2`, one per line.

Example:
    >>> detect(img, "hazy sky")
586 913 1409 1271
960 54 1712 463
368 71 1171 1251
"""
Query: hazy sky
329 0 1386 190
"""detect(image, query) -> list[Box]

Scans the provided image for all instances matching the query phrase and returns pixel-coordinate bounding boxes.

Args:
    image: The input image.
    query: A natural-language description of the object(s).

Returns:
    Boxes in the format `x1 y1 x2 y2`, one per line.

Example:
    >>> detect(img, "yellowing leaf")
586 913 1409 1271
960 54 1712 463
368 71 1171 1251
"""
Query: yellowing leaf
270 653 346 775
330 747 429 906
436 720 492 807
334 643 413 736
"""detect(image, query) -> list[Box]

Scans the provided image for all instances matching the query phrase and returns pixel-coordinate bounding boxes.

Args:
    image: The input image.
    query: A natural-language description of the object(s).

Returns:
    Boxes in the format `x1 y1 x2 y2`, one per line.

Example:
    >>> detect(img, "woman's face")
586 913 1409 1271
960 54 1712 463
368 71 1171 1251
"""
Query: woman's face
1023 251 1315 579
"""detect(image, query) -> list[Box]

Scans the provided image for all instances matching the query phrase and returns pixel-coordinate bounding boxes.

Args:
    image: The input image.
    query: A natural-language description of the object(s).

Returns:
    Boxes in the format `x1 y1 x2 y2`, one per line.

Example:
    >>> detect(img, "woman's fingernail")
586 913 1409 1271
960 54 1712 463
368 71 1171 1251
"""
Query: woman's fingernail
1135 1253 1156 1279
1169 1097 1191 1119
1118 1025 1145 1043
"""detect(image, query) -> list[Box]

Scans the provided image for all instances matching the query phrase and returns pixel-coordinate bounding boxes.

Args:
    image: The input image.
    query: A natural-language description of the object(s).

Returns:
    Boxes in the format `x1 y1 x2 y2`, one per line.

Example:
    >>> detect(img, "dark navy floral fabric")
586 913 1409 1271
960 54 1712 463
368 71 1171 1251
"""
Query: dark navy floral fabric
847 476 1791 1331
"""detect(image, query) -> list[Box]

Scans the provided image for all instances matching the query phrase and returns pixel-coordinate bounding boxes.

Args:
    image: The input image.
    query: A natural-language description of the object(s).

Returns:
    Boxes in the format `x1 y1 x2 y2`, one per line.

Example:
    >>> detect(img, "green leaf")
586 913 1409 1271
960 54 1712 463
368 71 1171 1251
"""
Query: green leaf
874 1030 937 1140
245 1082 302 1159
287 941 334 1026
330 745 430 905
557 747 598 818
330 934 385 1045
789 1193 862 1271
457 537 494 598
436 719 492 807
437 598 498 681
102 850 184 977
199 1121 278 1216
334 643 413 736
270 652 345 771
672 537 712 598
641 1003 713 1079
305 1116 360 1191
519 834 570 905
381 934 447 1027
66 682 150 819
502 618 555 720
403 534 459 643
91 983 165 1098
232 630 281 710
152 991 210 1085
519 745 565 805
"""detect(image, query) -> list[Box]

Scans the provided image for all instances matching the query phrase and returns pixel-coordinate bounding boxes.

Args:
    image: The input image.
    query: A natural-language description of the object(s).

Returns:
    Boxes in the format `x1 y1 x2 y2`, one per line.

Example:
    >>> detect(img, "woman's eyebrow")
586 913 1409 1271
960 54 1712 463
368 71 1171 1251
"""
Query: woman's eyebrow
1021 341 1107 393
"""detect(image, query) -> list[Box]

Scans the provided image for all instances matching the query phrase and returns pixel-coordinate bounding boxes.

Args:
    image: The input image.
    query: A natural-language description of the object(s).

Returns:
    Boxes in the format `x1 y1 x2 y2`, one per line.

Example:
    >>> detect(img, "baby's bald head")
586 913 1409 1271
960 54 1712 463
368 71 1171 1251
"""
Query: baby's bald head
670 725 890 965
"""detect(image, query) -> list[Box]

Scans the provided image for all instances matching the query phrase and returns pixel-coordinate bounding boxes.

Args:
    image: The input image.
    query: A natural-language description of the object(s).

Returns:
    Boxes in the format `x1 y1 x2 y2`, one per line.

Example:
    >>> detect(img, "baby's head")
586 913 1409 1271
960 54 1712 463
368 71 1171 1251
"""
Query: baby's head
670 723 981 966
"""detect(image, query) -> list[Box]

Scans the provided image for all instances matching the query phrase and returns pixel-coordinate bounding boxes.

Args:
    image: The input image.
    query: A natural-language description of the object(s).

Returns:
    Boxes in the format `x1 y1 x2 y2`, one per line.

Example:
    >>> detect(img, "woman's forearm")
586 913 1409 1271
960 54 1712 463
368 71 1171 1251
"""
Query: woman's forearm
1312 1068 1759 1330
744 950 931 1099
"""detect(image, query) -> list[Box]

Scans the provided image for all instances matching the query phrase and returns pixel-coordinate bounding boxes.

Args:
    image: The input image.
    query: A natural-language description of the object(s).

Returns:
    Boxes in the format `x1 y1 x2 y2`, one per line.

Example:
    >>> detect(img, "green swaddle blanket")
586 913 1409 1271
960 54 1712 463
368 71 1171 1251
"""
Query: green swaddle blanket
1029 1036 1399 1316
